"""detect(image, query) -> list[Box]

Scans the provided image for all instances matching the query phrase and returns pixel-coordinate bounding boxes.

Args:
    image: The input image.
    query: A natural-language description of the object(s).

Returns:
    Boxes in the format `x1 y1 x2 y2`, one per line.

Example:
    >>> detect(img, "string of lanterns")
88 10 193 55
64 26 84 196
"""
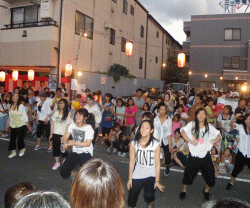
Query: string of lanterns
0 69 35 82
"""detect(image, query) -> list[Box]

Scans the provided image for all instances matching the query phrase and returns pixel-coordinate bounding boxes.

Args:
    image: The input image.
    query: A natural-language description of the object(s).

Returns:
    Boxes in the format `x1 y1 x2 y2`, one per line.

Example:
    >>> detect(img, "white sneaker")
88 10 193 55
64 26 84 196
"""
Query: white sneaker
8 151 17 158
118 151 121 156
19 148 26 157
52 163 60 170
121 152 127 157
113 148 117 153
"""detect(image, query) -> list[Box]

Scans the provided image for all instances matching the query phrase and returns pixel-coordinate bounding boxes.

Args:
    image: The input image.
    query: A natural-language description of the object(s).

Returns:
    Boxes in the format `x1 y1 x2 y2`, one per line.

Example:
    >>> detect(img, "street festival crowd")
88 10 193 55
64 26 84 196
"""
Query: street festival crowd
1 80 250 208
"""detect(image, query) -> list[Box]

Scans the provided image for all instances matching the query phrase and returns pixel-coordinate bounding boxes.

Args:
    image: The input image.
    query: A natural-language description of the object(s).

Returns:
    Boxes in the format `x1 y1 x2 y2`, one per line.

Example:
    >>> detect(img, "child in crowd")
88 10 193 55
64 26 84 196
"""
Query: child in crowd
130 126 137 141
176 105 188 127
117 133 130 157
0 94 9 137
105 124 122 154
179 97 188 113
71 94 83 115
211 146 220 176
219 148 234 175
172 114 182 138
172 141 189 170
145 96 155 113
170 128 184 165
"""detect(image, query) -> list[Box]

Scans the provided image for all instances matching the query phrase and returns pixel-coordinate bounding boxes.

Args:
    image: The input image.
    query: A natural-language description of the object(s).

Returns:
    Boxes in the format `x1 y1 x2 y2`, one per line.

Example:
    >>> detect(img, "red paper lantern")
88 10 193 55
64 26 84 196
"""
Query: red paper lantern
178 53 185 68
12 70 18 81
65 63 73 77
125 41 133 56
0 71 6 82
28 70 34 81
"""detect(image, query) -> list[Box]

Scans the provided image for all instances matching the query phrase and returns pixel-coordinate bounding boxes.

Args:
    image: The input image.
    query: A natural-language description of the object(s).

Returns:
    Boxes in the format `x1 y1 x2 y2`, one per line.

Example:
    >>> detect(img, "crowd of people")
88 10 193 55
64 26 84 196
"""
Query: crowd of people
1 81 250 207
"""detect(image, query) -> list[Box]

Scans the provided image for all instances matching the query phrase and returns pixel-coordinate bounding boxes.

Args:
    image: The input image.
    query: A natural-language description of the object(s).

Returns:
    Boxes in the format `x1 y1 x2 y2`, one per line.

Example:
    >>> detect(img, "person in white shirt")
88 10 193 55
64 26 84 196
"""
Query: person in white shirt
153 103 172 176
225 113 250 190
60 108 95 179
35 93 51 151
127 120 164 208
49 98 72 170
84 94 102 145
179 108 221 201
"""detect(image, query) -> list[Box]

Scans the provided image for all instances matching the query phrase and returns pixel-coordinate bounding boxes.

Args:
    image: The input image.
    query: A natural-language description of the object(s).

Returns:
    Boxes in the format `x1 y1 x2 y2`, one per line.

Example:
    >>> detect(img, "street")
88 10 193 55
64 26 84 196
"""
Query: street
0 138 250 208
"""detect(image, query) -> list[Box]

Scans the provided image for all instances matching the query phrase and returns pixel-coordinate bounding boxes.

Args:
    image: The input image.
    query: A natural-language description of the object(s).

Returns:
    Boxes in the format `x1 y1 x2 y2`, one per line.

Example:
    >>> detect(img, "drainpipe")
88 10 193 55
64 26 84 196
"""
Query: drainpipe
57 0 63 87
161 32 164 80
144 14 148 79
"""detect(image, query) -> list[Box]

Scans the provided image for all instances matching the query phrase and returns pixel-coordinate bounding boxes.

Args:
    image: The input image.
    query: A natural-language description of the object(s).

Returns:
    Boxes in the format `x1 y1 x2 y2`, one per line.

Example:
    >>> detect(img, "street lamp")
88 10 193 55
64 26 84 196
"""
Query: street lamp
205 74 208 78
162 63 166 67
188 71 192 75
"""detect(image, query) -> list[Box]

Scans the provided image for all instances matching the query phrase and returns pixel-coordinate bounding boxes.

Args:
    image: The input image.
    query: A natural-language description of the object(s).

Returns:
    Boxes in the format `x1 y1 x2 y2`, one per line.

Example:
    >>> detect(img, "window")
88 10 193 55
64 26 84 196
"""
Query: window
156 31 159 38
75 11 94 39
225 28 241 41
121 37 126 52
130 5 134 15
11 6 38 27
123 0 128 14
156 56 158 63
223 56 240 69
110 28 115 45
140 25 144 38
112 0 117 3
200 82 216 89
139 57 143 69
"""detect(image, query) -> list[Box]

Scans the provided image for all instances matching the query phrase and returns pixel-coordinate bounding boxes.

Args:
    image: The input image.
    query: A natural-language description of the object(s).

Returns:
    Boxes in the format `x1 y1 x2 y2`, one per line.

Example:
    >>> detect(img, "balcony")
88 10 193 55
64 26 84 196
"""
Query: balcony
2 20 57 30
183 21 191 33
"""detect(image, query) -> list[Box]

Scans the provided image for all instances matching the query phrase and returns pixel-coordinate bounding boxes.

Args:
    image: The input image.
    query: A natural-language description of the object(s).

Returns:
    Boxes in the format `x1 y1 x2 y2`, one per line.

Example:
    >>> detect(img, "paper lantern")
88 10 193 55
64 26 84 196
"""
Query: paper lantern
0 71 6 82
125 41 133 56
65 63 72 77
12 70 18 81
177 53 185 68
28 70 34 81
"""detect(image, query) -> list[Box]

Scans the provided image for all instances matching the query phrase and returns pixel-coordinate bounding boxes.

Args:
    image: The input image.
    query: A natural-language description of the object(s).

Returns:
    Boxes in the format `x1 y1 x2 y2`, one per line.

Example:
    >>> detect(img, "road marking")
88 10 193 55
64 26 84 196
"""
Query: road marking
1 137 250 183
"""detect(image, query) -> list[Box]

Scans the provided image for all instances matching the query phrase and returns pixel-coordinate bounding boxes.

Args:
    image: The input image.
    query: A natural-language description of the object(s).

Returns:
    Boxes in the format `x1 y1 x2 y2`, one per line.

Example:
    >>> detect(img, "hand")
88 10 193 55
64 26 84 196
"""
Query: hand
235 113 242 119
127 179 132 190
5 126 9 133
27 123 32 132
189 140 198 146
169 146 173 152
237 138 240 143
67 140 76 146
154 182 165 192
44 119 49 125
210 139 216 144
49 135 53 141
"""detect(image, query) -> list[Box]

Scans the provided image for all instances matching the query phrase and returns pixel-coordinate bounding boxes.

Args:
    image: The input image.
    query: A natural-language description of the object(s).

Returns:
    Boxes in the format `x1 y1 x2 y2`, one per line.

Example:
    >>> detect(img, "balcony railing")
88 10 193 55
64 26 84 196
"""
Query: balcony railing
2 20 58 30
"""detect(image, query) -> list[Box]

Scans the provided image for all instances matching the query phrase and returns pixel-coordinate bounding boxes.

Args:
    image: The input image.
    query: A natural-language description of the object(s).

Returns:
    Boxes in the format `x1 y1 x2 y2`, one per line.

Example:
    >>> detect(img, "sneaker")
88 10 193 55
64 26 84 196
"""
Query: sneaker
8 151 17 158
61 158 66 164
19 148 26 157
35 145 41 151
1 133 8 137
225 182 233 190
164 166 170 176
52 163 60 170
118 151 122 156
179 192 186 200
107 147 112 154
121 152 127 157
113 148 117 153
203 188 210 200
47 147 53 152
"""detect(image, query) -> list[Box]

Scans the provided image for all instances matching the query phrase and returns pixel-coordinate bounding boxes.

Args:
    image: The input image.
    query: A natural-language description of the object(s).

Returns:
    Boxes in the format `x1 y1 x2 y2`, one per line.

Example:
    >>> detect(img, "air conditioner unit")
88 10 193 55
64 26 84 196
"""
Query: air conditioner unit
40 0 54 19
104 22 111 29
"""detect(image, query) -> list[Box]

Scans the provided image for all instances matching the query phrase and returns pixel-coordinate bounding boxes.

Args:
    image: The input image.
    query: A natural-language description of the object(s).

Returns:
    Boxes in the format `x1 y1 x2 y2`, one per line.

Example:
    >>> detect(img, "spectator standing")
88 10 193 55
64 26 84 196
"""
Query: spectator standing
125 98 137 136
234 98 247 124
112 98 126 127
164 93 174 118
132 88 145 126
188 94 204 122
38 80 45 95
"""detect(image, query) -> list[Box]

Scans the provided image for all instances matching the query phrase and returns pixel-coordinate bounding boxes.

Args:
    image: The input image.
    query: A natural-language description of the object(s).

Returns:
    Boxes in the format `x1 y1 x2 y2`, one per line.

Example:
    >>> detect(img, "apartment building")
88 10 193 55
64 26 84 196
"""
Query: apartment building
183 13 250 90
0 0 181 91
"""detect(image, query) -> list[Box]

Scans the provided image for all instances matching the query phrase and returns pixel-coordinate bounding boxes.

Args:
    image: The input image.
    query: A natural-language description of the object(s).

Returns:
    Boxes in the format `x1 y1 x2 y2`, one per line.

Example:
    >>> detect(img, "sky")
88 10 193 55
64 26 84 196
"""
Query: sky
139 0 248 44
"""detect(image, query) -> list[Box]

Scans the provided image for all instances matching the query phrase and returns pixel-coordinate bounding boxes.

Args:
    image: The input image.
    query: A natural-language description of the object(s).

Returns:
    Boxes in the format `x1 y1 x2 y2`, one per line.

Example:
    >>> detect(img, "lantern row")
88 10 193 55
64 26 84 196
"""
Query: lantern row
0 70 35 82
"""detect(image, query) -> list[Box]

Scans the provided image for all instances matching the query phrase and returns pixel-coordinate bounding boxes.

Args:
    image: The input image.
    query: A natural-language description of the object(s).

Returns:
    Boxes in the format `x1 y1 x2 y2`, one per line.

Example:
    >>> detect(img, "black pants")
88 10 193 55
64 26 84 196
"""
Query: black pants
102 127 111 137
162 143 172 166
232 151 250 178
52 134 68 158
9 126 26 151
128 177 155 207
92 128 99 146
36 120 50 139
104 139 118 149
60 152 92 179
182 152 215 188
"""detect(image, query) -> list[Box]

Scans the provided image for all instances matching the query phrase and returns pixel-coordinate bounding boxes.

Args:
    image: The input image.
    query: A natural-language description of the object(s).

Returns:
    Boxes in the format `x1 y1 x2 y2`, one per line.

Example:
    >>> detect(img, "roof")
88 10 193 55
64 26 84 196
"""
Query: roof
135 0 149 13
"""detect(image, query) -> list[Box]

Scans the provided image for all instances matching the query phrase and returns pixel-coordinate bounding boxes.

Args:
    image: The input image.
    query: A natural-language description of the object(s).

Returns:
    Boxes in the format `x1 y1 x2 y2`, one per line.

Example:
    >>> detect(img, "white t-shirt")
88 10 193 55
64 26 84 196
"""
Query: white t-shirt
235 124 250 158
181 121 220 158
52 111 72 135
217 114 233 132
153 116 172 145
131 139 160 179
67 123 94 155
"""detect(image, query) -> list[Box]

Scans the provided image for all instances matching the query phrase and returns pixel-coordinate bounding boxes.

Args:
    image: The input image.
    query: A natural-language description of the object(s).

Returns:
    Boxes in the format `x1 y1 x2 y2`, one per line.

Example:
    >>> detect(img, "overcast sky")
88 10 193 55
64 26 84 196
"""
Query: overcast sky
139 0 248 44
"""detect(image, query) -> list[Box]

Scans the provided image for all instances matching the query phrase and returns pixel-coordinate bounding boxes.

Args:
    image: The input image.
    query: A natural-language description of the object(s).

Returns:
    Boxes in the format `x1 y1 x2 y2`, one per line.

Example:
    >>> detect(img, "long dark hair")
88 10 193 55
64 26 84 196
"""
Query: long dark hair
134 120 155 148
74 108 95 129
242 114 250 135
57 98 69 121
191 108 209 140
10 93 22 111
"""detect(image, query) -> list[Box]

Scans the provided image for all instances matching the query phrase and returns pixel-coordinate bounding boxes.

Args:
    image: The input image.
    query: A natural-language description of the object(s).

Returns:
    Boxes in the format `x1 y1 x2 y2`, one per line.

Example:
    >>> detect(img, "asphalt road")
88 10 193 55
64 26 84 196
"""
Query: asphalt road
0 138 250 208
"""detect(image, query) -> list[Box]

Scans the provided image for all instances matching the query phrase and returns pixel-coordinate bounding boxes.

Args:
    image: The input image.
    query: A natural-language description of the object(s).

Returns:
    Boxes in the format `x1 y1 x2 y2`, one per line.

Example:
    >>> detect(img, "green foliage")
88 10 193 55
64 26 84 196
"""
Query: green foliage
163 56 188 84
104 64 136 83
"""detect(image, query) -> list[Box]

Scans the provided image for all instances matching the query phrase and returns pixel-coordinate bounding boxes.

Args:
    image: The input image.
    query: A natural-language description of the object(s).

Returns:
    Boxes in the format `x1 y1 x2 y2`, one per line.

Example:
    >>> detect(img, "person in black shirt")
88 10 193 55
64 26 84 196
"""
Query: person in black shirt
235 98 246 125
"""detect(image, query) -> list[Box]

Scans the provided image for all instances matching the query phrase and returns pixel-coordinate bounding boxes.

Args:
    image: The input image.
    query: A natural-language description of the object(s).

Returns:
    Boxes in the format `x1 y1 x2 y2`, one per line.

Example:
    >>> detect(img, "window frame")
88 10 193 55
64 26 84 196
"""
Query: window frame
156 31 159 38
139 57 143 69
112 0 117 3
140 25 144 38
123 0 128 14
200 81 216 89
223 56 240 69
224 28 241 41
130 5 134 16
110 28 116 45
121 37 126 52
75 10 94 40
156 56 158 63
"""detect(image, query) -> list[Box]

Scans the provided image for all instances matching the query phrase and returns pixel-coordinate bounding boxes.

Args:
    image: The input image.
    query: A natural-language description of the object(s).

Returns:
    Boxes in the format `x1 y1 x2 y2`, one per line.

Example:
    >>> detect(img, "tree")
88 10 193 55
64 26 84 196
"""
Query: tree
163 56 188 84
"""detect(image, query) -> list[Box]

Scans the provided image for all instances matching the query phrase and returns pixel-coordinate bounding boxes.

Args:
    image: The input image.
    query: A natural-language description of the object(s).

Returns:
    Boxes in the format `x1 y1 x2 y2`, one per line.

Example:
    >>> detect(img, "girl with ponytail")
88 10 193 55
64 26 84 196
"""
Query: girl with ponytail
60 108 95 179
